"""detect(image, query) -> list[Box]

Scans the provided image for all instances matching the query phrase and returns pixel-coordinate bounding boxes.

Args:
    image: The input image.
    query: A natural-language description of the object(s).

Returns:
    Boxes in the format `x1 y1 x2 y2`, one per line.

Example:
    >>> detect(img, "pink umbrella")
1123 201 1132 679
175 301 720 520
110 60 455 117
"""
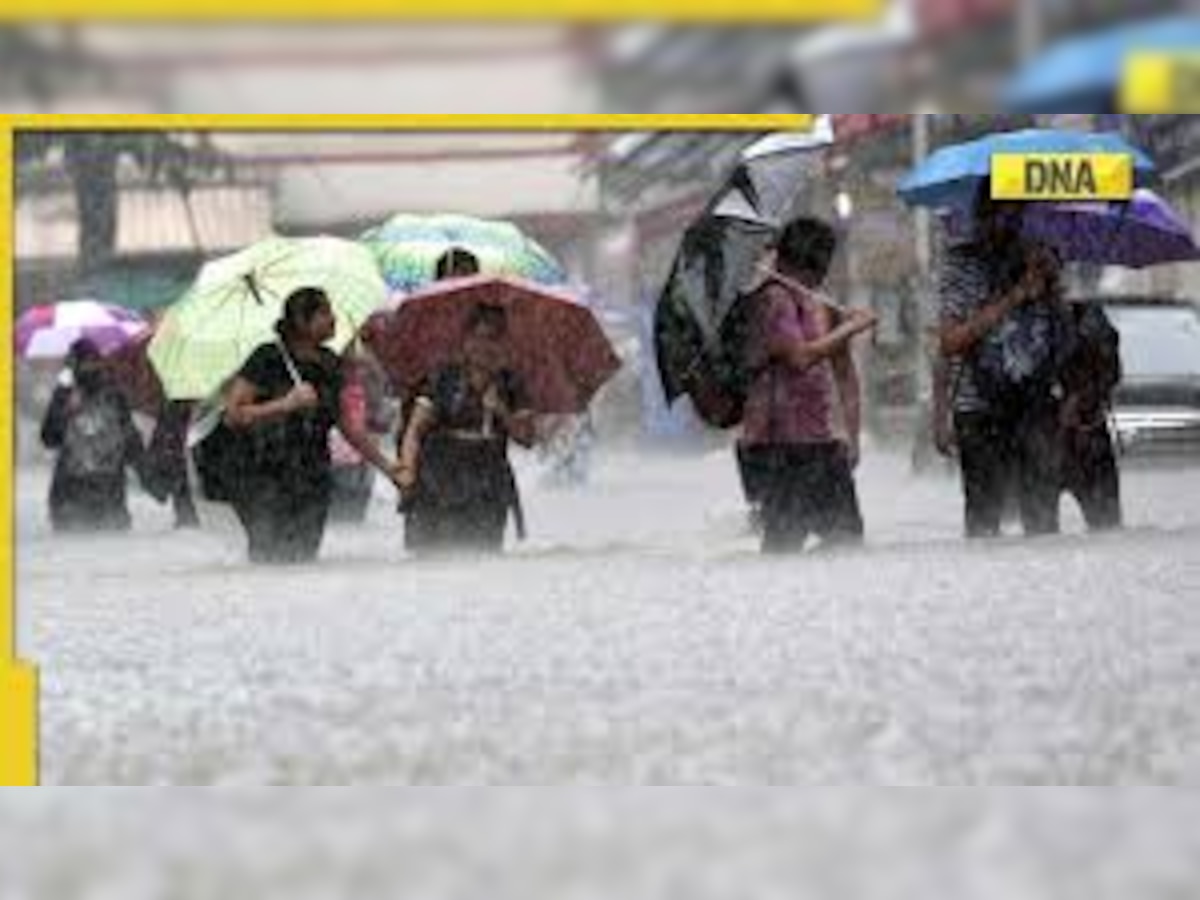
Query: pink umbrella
15 299 149 361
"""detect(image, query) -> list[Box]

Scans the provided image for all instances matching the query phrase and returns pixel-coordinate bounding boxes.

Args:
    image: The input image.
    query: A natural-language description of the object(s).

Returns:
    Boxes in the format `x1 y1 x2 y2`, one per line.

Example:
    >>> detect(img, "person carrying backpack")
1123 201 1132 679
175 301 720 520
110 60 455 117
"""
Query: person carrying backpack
737 217 878 554
1060 300 1123 532
40 338 149 533
938 190 1075 539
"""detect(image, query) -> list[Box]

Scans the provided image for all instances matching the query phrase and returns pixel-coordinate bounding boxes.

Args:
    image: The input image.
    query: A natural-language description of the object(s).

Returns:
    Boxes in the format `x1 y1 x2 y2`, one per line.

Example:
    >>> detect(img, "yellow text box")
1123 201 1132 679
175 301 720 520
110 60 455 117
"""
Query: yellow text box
992 153 1134 202
1122 52 1200 113
0 0 883 21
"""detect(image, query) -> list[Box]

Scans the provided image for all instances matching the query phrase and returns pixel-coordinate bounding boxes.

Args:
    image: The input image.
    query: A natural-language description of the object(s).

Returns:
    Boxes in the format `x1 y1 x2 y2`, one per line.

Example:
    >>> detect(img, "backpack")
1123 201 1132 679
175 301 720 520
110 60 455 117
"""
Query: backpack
61 394 132 479
668 293 759 430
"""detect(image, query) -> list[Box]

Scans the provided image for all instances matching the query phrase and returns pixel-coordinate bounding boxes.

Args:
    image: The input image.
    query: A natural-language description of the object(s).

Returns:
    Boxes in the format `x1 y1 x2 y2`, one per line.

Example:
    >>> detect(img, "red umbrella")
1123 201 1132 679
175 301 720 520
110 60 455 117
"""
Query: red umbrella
102 328 166 417
365 275 621 415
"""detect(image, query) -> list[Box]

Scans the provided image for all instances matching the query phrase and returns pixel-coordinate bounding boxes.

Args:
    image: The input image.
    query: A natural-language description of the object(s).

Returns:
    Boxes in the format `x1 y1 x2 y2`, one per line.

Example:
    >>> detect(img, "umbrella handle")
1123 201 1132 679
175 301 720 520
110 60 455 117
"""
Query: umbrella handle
755 266 847 312
275 336 304 388
241 272 307 387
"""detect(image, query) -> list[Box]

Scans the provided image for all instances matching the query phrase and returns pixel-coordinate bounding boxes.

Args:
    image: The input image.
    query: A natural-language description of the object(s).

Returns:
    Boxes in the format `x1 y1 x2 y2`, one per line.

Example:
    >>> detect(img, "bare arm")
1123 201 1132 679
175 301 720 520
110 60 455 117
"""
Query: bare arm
223 376 313 430
500 409 537 449
940 250 1053 357
398 399 436 481
831 346 862 455
940 292 1023 358
772 305 877 373
337 414 396 477
483 379 537 448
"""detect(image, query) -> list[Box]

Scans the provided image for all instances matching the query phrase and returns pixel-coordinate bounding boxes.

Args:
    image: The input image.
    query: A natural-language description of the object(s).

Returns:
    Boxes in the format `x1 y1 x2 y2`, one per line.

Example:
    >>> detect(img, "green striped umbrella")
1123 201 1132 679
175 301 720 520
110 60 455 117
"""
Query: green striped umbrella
148 236 387 401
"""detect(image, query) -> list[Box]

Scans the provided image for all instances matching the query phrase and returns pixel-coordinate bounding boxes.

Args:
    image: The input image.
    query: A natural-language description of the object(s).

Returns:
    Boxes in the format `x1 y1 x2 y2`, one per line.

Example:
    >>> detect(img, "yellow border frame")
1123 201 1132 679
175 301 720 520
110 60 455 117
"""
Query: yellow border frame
0 112 811 785
1 0 882 22
5 114 813 133
1 123 39 786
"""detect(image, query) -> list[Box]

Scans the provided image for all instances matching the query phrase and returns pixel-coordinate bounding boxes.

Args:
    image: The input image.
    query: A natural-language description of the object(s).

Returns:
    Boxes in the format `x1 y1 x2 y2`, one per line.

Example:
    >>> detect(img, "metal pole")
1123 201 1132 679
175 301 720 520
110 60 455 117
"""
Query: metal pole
913 113 932 284
912 112 935 414
912 111 940 458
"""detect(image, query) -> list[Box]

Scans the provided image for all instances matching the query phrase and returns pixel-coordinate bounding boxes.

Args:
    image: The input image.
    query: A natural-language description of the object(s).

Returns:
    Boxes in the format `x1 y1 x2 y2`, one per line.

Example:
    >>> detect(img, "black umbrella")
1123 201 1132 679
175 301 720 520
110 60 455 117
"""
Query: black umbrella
654 121 834 421
654 204 775 409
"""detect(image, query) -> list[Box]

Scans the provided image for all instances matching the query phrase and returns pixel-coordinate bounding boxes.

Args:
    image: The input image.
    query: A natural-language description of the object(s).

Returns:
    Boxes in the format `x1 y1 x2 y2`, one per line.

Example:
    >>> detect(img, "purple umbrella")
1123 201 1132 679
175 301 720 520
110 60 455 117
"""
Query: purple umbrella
943 190 1200 270
15 299 150 361
1022 189 1200 269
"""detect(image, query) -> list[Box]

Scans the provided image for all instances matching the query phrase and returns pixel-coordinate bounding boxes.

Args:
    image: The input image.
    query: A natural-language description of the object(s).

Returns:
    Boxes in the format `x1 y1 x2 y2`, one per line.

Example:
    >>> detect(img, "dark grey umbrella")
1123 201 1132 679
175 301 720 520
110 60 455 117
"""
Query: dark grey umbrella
654 120 834 417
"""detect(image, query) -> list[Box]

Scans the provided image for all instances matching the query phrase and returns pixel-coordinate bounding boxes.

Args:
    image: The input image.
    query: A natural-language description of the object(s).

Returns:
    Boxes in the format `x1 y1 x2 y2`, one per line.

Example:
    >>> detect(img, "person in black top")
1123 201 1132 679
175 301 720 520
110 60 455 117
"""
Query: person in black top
939 191 1073 539
396 302 537 555
40 338 148 533
224 288 404 564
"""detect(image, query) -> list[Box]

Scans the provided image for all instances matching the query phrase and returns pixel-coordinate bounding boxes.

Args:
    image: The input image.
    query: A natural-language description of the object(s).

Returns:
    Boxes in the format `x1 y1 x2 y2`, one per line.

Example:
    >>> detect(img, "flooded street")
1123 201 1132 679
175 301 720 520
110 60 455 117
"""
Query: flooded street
17 448 1200 786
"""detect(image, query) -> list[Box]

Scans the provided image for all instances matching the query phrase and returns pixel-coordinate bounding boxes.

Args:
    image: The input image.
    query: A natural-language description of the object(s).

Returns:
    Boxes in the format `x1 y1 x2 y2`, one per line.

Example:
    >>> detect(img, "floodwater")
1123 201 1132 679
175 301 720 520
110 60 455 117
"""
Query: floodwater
16 446 1200 787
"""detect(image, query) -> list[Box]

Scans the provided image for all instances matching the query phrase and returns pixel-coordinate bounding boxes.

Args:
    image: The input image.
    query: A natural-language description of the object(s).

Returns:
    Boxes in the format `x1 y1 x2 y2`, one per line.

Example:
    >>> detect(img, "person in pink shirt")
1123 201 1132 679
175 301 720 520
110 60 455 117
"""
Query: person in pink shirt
738 216 878 554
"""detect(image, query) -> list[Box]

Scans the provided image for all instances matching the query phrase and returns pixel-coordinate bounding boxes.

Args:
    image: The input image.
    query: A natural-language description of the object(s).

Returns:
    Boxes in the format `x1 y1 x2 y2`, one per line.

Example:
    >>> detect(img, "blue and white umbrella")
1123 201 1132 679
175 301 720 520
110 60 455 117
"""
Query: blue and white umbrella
898 129 1157 212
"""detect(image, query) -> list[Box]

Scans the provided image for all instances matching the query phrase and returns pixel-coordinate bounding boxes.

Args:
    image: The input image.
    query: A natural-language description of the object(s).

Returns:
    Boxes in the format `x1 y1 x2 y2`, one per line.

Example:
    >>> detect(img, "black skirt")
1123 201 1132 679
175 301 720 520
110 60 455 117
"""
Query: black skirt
405 433 523 553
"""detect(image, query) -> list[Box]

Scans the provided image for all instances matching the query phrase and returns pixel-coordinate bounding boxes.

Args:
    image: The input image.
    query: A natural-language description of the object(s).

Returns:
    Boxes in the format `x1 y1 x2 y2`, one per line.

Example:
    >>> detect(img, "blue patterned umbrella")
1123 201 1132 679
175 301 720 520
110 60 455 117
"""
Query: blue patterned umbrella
943 189 1200 270
361 214 568 294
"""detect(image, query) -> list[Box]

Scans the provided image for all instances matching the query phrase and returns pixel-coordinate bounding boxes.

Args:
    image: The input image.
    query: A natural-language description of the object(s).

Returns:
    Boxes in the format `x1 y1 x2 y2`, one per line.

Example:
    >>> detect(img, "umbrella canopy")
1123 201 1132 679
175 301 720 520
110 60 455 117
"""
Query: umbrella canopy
361 213 568 295
731 118 835 227
942 189 1200 270
364 275 620 416
653 211 779 419
15 299 149 361
148 236 388 401
654 125 833 418
1003 16 1200 113
658 122 835 356
898 129 1157 211
662 211 777 351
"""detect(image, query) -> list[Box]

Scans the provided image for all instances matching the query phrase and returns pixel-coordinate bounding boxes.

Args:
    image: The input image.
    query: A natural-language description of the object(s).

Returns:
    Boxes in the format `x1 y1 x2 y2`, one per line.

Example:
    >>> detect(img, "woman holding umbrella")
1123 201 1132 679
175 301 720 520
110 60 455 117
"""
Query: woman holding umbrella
223 287 405 564
395 258 538 555
371 248 620 555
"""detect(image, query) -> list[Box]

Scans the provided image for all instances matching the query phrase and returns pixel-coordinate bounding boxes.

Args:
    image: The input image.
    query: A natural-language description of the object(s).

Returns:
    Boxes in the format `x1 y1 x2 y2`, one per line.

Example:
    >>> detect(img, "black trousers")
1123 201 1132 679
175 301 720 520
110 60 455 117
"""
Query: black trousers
955 398 1062 539
49 471 131 533
405 496 509 555
742 442 864 554
1063 424 1123 532
233 476 331 564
